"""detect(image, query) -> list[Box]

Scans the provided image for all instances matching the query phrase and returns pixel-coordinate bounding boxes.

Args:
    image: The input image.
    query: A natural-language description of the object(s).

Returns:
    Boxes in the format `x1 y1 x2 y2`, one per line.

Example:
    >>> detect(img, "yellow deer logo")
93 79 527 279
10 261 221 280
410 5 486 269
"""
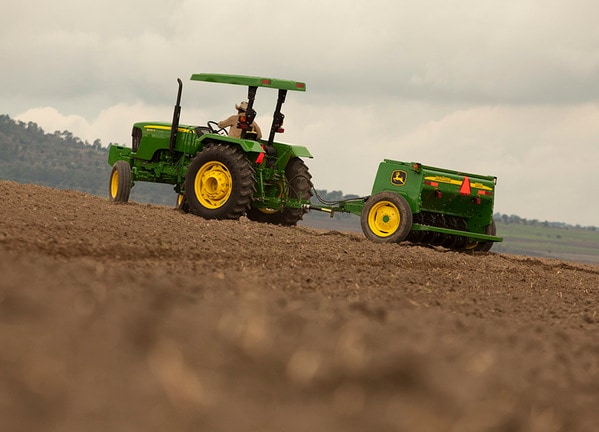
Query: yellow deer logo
391 170 407 186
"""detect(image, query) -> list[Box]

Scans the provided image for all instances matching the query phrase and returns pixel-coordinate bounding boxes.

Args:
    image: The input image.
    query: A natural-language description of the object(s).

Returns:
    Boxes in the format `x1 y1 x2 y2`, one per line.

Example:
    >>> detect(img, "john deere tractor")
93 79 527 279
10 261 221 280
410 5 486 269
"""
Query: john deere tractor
108 73 502 251
108 73 313 225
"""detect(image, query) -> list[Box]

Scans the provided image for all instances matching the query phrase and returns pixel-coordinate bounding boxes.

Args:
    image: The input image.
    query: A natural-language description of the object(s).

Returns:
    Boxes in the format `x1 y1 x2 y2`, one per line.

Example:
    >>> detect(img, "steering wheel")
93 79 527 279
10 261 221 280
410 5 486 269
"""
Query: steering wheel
207 121 228 136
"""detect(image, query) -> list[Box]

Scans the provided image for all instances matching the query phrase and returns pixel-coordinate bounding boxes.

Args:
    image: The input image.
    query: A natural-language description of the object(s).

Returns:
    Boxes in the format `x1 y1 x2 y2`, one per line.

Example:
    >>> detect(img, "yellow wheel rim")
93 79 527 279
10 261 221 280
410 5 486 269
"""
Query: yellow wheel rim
110 170 119 199
194 161 233 209
368 200 400 237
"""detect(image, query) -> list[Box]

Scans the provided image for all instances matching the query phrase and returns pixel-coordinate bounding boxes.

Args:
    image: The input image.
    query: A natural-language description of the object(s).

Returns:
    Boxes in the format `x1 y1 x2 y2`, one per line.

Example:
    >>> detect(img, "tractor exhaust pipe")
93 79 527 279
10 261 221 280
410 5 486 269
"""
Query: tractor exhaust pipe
169 78 183 154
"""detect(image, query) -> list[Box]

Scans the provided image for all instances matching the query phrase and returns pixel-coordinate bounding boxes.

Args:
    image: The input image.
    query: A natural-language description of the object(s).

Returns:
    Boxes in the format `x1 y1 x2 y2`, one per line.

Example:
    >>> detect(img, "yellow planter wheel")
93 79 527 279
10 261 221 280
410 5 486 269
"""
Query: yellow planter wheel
360 192 412 243
367 200 401 238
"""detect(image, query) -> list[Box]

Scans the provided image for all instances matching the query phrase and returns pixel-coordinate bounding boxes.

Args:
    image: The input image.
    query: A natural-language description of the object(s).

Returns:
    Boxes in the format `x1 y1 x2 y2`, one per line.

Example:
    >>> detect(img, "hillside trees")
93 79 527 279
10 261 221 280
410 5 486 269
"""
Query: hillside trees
0 115 175 203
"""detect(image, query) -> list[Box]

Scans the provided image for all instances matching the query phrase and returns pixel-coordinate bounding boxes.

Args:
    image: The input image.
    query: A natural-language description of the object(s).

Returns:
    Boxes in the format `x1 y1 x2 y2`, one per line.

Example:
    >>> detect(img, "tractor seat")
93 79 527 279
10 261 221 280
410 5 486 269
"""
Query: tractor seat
195 126 211 137
245 131 259 140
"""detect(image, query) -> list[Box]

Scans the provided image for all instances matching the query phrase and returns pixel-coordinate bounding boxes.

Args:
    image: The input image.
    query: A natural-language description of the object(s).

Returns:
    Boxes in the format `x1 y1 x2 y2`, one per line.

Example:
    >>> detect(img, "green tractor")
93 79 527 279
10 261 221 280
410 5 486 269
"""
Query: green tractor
108 73 502 251
108 73 313 226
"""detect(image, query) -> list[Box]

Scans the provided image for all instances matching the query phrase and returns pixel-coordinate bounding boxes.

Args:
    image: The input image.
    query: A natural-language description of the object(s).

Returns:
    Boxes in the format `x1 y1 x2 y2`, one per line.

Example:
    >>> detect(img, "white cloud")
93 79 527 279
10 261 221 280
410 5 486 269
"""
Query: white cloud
15 103 210 146
291 102 599 226
15 107 93 139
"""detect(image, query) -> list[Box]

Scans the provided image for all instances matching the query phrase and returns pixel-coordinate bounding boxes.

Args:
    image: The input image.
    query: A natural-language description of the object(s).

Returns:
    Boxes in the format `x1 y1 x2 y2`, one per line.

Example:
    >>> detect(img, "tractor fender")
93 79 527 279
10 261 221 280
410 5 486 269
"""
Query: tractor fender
198 135 313 158
108 145 132 166
286 145 312 158
199 134 264 154
272 142 313 158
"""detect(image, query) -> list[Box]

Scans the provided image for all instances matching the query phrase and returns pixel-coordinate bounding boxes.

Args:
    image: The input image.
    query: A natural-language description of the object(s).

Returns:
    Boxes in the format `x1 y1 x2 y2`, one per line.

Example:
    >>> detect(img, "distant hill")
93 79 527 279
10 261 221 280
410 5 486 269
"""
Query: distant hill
491 218 599 264
0 115 108 194
1 114 597 264
0 115 176 204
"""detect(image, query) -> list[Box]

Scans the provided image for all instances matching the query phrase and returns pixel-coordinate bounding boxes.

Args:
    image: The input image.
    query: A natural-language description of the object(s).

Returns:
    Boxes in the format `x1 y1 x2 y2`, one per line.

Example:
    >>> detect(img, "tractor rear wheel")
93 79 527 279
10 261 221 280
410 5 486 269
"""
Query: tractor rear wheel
360 192 413 243
109 160 132 203
246 157 313 226
185 144 255 220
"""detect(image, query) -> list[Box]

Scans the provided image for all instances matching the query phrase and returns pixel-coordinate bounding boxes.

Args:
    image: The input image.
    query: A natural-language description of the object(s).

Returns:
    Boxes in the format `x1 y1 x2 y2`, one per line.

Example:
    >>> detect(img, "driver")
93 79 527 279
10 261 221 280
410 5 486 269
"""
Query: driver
217 101 263 140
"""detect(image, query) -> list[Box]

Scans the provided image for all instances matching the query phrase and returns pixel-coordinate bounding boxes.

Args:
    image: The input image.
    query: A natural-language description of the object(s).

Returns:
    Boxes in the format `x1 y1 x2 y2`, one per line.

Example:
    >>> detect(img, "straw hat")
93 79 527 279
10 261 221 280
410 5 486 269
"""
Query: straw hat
235 101 248 112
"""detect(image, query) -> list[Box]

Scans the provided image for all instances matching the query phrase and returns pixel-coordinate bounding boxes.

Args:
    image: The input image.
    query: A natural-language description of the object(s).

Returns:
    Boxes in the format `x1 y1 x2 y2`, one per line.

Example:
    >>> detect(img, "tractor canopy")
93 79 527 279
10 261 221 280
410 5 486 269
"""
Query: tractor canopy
190 73 306 92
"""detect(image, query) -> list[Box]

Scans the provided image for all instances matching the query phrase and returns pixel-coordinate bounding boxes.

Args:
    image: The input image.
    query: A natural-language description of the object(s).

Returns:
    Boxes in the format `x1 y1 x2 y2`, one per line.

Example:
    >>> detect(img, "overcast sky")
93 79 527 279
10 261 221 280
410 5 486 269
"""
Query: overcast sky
2 0 598 226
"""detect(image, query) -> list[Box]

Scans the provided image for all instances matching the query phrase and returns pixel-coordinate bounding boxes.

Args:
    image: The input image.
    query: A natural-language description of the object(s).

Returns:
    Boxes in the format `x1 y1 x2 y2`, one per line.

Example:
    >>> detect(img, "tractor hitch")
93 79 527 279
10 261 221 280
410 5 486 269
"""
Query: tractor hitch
303 204 336 218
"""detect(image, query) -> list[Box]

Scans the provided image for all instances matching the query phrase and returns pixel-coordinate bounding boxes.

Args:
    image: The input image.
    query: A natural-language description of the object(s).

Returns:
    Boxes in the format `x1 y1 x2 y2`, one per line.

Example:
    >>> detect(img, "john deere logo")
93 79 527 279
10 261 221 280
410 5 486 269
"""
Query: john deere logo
391 170 407 186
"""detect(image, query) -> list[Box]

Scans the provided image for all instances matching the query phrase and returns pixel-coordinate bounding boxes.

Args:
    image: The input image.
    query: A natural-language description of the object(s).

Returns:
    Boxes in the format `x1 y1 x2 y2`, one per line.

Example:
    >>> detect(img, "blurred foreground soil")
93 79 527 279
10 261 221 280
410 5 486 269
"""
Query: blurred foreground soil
1 181 598 432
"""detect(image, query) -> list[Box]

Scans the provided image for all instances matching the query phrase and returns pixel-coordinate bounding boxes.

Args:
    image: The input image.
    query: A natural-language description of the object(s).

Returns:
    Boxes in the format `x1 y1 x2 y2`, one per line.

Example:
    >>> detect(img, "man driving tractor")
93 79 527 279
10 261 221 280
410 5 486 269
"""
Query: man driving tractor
218 101 263 140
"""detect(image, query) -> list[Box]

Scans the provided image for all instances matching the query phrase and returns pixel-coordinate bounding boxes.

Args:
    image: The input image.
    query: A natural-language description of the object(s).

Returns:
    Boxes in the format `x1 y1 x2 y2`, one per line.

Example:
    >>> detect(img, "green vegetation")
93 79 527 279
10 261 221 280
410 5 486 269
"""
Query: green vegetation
0 115 107 194
1 114 597 264
493 215 599 264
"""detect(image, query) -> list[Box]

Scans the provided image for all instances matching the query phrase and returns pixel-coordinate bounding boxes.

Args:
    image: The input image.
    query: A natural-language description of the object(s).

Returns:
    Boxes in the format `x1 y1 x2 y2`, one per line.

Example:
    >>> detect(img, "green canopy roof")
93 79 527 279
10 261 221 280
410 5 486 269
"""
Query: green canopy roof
190 73 306 92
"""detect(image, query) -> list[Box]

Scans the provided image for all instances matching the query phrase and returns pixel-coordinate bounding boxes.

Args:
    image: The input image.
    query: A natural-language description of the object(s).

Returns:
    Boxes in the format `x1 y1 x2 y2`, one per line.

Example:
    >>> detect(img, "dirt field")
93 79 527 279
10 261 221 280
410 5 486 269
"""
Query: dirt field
1 180 598 432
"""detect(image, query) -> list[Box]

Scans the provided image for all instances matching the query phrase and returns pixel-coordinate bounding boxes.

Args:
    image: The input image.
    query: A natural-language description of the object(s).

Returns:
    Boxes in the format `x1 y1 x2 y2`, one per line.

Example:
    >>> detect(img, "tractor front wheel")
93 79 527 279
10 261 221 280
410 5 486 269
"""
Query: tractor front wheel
360 192 413 243
109 160 132 203
176 193 190 213
185 144 255 220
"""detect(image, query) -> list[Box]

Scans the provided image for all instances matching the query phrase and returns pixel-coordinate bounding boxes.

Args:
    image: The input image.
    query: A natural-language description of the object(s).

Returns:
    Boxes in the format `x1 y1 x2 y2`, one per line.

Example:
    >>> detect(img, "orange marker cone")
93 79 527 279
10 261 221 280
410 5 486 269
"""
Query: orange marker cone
459 176 471 195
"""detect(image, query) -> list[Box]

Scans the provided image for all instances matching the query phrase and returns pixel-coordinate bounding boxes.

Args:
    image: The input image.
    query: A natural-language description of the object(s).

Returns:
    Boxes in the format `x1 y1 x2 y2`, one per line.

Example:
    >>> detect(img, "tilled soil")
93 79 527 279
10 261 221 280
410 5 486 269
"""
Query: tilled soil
1 180 598 432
